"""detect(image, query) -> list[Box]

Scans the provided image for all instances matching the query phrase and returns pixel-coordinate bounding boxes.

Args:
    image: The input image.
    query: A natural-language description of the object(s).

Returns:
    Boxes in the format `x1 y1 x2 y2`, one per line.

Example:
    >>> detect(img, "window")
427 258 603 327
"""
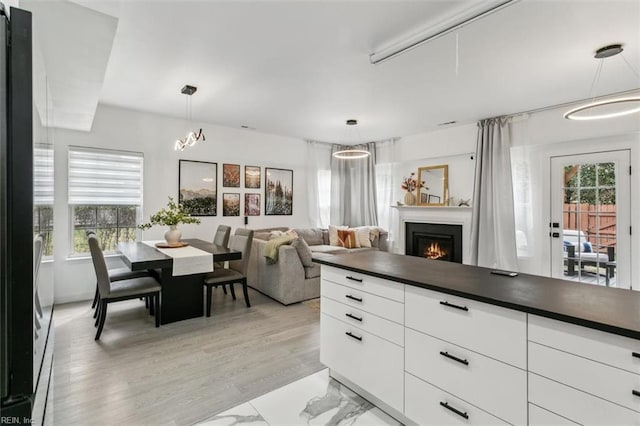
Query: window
34 144 54 256
68 147 143 255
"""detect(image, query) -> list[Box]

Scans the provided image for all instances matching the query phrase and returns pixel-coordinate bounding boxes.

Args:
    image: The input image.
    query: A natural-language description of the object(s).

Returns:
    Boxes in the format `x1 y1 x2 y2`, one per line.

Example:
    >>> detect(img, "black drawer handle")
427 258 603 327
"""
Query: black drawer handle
440 351 469 366
346 276 363 283
633 390 640 398
345 331 362 341
345 313 363 322
440 401 468 419
346 294 363 302
632 352 640 359
439 300 469 311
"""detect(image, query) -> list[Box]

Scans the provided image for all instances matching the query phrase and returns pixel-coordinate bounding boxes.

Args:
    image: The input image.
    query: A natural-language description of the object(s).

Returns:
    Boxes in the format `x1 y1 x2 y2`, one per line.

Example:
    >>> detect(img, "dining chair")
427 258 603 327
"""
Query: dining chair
203 228 254 317
87 230 151 315
213 225 232 294
88 235 162 340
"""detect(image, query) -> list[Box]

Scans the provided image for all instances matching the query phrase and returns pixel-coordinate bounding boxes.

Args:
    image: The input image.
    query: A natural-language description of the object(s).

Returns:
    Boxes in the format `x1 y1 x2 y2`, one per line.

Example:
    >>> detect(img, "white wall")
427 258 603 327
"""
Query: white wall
51 104 309 303
393 123 476 208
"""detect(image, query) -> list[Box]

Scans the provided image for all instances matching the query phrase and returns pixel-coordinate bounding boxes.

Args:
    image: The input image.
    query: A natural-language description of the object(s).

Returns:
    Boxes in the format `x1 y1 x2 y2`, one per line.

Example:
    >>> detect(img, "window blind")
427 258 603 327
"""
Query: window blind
34 144 54 205
68 147 143 205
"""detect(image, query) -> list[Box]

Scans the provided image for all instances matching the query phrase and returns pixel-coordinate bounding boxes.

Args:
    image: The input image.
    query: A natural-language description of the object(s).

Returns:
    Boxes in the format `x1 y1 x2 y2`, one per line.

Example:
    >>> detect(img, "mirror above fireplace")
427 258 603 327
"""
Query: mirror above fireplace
417 164 448 206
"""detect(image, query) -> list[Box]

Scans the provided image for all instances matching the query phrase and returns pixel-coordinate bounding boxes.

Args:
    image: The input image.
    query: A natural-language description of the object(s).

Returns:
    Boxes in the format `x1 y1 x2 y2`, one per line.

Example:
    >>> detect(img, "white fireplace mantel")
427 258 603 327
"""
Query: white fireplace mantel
391 206 472 264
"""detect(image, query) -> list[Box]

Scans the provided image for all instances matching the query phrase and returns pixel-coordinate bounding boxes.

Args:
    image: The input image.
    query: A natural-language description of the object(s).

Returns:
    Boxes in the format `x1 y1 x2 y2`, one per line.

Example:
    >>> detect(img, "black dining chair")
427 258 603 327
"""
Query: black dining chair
203 228 254 316
87 230 151 316
88 235 162 340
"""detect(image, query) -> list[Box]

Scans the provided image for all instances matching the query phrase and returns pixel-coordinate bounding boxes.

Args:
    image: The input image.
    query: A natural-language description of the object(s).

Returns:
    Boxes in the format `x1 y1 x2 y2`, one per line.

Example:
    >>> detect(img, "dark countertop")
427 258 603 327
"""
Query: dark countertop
314 251 640 340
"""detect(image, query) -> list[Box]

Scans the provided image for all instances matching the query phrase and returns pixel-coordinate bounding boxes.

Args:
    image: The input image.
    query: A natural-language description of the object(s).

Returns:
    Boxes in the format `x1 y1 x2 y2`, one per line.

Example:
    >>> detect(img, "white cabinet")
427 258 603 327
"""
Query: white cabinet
405 373 510 426
406 329 527 425
320 264 640 426
405 286 527 369
528 315 640 424
320 265 405 414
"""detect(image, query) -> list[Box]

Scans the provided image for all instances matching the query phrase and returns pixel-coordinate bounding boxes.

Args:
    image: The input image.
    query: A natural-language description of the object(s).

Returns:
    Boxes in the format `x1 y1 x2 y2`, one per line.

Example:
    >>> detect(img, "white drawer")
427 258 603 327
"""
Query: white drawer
528 404 579 426
320 313 404 413
529 315 640 375
529 373 640 425
529 341 640 413
405 373 509 426
321 265 404 302
322 280 403 324
405 328 527 425
320 296 404 347
405 286 526 368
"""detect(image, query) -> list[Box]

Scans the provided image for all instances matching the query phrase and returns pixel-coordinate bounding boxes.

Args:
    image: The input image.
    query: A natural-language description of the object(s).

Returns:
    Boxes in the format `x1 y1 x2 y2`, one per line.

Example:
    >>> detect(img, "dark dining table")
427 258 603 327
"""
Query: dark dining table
117 238 241 324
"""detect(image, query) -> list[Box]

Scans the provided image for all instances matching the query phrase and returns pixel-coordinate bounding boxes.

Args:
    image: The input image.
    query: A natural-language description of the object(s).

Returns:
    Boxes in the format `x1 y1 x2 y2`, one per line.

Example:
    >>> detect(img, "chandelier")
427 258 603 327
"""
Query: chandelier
332 119 371 159
174 85 206 151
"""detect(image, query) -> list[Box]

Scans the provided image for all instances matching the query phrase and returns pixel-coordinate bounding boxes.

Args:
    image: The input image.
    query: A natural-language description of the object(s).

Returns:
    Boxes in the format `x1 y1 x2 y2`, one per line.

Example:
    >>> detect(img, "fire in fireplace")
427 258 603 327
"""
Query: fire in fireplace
424 241 448 260
405 222 462 263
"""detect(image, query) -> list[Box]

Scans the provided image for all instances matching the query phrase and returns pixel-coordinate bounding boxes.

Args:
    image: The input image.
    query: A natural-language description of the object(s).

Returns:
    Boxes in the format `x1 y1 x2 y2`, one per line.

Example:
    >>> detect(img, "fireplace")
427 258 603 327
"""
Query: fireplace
405 222 463 263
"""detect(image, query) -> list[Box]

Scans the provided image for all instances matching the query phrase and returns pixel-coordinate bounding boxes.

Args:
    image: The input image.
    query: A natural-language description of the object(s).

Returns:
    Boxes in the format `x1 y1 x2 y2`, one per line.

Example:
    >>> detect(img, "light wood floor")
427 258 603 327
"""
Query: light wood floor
48 288 322 426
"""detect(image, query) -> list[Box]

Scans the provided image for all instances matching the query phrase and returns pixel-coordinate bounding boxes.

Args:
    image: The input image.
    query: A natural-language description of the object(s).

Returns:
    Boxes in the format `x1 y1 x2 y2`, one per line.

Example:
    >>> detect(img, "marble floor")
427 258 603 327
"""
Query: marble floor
198 369 401 426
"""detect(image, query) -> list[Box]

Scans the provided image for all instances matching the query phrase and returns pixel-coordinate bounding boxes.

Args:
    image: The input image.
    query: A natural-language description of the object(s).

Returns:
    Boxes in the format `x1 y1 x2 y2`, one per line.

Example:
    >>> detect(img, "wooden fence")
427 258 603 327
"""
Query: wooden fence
563 203 616 250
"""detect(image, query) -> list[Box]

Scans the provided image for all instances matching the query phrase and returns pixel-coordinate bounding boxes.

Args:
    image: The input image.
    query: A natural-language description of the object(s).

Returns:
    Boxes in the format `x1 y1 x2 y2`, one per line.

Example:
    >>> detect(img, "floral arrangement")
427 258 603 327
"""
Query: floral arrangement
401 172 426 193
138 197 201 230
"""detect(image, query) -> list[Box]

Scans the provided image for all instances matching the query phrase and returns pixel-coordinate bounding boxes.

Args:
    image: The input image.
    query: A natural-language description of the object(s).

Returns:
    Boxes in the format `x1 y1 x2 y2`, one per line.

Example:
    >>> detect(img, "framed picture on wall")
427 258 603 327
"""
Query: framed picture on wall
245 165 261 188
245 193 260 216
222 193 240 216
179 160 217 216
265 167 293 215
223 163 241 187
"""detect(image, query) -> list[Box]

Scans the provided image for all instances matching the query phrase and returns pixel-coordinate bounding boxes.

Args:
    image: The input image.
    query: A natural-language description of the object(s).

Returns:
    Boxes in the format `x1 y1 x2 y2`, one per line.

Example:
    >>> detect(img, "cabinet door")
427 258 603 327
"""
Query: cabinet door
320 313 404 412
529 373 640 425
406 329 527 425
405 373 510 426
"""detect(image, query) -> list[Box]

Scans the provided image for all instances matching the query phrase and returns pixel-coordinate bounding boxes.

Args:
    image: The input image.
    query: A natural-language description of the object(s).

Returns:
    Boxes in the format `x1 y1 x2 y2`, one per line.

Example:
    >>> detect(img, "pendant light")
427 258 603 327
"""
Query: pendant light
332 119 371 159
564 44 640 121
174 85 206 151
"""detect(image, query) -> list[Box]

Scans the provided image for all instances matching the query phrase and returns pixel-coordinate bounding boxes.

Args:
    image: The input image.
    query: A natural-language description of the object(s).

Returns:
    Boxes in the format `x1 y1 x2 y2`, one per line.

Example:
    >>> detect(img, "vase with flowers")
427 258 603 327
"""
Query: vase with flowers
401 172 426 206
138 197 201 244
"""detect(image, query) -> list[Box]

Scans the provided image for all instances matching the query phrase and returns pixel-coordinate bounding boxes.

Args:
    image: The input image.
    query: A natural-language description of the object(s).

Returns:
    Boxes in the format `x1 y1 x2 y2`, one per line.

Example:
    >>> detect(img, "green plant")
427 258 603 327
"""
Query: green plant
138 197 201 230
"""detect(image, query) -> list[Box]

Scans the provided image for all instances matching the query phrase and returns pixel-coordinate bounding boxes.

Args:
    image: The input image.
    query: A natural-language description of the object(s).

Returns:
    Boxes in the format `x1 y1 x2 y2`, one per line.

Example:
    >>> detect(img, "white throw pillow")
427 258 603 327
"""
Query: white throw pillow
329 225 348 246
353 227 372 248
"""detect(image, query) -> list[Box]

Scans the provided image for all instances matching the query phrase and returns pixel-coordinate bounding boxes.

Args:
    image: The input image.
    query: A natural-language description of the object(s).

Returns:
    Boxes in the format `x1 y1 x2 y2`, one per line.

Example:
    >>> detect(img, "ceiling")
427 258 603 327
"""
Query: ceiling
25 0 640 143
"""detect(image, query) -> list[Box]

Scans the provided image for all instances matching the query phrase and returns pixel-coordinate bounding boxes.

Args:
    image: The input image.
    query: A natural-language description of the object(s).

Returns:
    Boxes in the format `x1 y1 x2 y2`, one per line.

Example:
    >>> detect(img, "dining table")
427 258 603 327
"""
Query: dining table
117 238 241 324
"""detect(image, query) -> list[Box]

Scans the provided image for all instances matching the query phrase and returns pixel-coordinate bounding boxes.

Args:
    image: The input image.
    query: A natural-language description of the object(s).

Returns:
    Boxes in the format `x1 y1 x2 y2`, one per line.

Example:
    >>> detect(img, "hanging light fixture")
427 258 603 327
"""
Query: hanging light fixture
174 85 206 151
564 44 640 121
332 119 371 159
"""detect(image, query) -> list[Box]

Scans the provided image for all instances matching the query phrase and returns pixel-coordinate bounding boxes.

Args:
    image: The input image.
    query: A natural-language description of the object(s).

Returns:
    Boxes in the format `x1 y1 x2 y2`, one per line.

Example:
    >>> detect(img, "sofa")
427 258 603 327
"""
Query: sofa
246 227 388 305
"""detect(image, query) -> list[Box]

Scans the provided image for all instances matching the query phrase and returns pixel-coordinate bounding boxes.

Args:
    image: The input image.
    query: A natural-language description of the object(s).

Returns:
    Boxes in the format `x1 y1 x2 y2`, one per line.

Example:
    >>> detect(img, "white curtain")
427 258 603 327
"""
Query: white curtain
470 118 518 270
330 142 378 227
306 140 332 228
375 139 398 245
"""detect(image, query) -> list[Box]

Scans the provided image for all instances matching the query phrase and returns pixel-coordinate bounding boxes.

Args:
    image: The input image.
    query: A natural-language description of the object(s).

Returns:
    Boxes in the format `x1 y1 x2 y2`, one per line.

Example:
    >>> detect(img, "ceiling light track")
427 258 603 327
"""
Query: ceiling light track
369 0 519 65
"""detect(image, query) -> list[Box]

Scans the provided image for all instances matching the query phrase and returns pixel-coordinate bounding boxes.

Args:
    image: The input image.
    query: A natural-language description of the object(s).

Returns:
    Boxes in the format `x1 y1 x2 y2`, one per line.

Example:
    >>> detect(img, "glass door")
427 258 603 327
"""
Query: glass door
550 151 631 288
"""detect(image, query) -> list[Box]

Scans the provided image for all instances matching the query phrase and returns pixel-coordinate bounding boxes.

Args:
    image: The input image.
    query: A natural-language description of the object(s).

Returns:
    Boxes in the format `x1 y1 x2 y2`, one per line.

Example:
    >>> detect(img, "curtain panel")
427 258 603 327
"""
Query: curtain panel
470 118 518 270
305 140 332 228
330 142 378 227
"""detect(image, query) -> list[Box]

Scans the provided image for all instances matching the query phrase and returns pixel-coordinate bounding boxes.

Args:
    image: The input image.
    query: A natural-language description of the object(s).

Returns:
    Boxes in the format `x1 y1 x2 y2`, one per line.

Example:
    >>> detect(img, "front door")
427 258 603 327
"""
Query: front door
550 150 631 289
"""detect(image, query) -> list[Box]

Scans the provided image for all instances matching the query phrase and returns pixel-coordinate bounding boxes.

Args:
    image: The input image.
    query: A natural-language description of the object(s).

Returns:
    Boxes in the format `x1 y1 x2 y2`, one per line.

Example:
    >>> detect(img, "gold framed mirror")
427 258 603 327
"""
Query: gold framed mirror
417 165 449 206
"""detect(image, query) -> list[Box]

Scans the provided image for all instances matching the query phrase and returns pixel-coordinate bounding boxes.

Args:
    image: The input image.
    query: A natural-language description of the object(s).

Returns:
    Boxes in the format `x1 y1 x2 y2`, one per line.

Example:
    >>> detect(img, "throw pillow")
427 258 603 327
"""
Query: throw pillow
285 229 299 239
329 225 348 246
337 229 358 249
353 226 372 248
269 230 285 239
291 237 314 267
581 241 593 253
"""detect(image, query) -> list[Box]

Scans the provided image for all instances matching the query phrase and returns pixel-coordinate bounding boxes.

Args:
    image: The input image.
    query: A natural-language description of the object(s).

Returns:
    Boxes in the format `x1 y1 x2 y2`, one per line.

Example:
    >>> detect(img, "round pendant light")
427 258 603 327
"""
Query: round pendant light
565 44 640 121
332 119 371 159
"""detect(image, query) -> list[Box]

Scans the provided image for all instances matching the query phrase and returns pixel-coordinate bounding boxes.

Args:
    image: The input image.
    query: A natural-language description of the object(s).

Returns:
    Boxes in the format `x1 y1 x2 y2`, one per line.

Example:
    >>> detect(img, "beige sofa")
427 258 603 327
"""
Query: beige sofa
246 227 388 305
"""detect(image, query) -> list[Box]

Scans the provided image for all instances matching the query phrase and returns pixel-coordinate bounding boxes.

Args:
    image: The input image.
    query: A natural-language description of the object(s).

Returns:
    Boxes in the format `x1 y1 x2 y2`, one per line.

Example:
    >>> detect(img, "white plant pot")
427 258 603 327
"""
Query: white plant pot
164 226 182 244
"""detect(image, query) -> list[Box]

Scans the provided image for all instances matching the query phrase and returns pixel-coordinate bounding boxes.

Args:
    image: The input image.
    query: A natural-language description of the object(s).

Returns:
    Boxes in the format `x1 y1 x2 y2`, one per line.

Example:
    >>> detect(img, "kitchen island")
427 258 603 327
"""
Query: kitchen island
315 251 640 425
